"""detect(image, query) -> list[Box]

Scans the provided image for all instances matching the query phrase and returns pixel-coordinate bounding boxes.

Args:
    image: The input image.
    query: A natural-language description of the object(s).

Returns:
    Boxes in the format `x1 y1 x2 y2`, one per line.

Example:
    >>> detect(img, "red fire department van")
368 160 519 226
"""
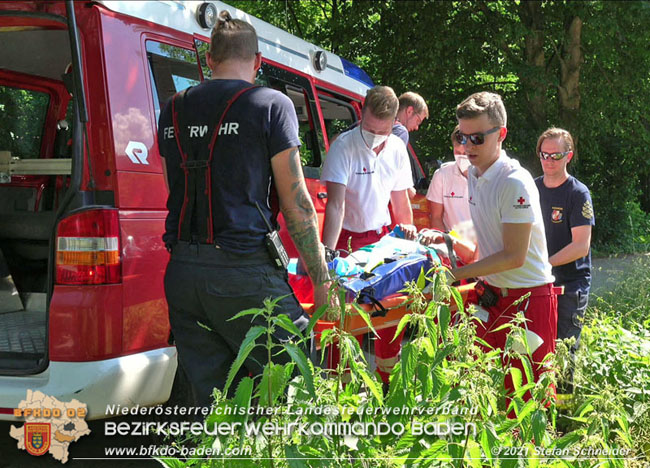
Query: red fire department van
0 0 430 419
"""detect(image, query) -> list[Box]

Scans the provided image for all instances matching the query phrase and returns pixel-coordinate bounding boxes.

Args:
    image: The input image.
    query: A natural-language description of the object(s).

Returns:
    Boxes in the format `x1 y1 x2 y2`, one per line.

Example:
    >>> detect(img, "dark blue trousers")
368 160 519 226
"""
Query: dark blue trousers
164 242 309 409
557 288 589 393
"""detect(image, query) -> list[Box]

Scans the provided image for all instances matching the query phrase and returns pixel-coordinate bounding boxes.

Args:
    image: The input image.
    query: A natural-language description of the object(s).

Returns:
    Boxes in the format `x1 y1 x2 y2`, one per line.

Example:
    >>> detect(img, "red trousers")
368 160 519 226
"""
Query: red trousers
467 282 558 403
327 226 402 384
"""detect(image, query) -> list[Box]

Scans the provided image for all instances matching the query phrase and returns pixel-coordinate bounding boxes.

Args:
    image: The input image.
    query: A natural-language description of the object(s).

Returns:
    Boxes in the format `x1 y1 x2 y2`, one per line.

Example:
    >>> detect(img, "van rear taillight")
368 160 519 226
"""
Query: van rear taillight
55 209 121 284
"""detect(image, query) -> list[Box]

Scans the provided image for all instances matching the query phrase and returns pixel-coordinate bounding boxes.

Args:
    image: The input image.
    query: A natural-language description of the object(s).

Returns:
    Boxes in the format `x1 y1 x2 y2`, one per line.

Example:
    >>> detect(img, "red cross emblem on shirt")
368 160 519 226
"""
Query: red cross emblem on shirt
518 197 526 205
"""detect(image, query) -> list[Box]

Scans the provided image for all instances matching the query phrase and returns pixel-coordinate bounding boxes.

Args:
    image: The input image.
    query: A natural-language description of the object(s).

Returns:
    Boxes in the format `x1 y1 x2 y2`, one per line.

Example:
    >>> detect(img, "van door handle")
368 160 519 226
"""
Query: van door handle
317 192 327 199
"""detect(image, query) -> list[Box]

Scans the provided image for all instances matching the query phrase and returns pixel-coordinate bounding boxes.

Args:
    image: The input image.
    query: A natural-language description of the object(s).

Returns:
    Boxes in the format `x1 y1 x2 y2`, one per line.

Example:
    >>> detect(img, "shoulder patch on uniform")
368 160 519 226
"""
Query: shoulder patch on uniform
582 200 594 219
513 195 530 210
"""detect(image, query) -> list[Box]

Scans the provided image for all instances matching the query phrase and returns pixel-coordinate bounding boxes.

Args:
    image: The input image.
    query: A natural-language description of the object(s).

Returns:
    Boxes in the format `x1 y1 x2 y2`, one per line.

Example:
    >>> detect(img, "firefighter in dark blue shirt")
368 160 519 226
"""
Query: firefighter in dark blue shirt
534 127 594 394
157 11 332 408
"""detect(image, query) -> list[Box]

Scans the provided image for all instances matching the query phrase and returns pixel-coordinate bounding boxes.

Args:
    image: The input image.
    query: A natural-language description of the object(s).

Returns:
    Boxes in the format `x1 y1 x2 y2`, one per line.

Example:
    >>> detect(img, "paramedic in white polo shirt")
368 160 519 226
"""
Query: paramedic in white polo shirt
423 92 558 400
426 125 472 232
321 85 413 387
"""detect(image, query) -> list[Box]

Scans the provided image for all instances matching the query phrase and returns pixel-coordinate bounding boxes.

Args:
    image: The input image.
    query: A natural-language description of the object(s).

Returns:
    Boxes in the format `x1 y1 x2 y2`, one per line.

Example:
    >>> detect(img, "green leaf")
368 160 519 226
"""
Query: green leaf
431 344 455 369
273 313 304 339
319 328 335 350
517 399 537 423
426 316 440 344
416 266 426 290
258 363 288 406
416 440 449 463
393 313 412 342
431 366 445 398
577 400 596 418
306 303 328 336
223 325 265 394
155 458 189 468
466 439 482 468
417 362 432 399
395 432 418 452
233 376 254 409
438 304 451 340
510 367 522 391
351 302 378 337
531 410 547 446
551 431 582 450
491 322 514 333
285 445 309 468
232 377 254 445
228 307 264 322
479 424 498 463
450 285 464 314
520 354 534 385
283 342 316 399
400 343 418 390
526 442 539 468
358 368 383 404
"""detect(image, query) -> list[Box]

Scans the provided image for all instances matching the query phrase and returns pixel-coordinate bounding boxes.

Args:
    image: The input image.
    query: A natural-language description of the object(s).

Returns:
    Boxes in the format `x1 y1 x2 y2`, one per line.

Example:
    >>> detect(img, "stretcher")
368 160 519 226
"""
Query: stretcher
301 282 476 342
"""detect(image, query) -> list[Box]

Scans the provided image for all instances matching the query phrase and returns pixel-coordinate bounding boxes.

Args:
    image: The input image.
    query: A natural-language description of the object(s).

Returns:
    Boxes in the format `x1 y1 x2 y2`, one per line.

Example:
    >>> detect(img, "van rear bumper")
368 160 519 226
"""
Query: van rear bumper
0 346 177 421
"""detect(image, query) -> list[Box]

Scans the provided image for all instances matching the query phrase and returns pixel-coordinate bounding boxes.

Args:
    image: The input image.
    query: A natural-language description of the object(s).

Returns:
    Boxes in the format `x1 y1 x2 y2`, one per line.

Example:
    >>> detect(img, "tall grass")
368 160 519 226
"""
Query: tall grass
156 266 649 467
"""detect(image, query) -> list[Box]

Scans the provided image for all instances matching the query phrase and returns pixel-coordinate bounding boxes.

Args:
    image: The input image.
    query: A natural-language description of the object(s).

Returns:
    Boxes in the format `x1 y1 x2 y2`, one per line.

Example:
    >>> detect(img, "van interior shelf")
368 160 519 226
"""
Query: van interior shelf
0 152 72 182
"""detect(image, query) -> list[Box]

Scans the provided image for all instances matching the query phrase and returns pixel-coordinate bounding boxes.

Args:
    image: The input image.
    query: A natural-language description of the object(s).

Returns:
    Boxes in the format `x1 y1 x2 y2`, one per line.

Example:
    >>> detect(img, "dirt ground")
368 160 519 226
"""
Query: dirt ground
590 253 650 296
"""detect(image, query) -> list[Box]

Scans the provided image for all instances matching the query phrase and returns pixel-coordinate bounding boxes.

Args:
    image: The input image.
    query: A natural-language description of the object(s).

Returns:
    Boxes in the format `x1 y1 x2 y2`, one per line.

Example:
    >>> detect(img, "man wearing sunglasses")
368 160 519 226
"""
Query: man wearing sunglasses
535 128 594 394
428 92 557 400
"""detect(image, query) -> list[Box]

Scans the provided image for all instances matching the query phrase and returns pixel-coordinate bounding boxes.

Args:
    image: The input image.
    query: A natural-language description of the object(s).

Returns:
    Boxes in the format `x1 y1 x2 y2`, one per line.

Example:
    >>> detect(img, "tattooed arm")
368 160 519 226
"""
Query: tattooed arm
272 147 333 310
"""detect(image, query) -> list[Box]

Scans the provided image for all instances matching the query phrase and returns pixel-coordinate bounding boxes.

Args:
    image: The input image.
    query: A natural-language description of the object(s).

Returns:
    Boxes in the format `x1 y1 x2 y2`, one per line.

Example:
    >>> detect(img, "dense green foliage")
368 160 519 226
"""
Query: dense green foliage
156 264 650 466
568 256 650 465
230 0 650 253
0 85 49 159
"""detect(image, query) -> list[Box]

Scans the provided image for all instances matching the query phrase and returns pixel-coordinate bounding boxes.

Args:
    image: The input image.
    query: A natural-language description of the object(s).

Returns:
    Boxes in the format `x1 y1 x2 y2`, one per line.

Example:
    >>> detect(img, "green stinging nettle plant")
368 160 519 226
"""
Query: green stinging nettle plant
158 266 638 468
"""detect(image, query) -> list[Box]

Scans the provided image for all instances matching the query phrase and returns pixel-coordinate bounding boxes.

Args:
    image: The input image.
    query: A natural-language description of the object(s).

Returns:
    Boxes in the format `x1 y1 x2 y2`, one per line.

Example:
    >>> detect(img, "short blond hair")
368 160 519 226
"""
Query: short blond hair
398 92 429 118
456 91 507 127
363 86 399 120
536 127 574 155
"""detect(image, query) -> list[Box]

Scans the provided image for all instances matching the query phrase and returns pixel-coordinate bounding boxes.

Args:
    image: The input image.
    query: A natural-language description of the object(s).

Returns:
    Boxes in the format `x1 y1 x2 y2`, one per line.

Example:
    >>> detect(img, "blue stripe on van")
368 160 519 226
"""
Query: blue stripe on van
259 37 309 59
326 64 344 74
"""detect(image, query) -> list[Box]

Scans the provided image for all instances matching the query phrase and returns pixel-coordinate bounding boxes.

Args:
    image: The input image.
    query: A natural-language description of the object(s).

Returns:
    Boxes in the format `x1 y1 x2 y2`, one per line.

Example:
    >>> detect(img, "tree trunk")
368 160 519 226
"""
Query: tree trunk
558 15 583 155
520 1 547 129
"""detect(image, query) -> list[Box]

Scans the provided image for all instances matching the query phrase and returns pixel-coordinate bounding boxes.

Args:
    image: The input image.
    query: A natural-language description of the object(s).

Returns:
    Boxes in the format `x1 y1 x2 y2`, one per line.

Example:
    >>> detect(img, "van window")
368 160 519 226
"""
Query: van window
194 39 210 80
0 85 50 159
256 63 324 172
146 41 201 121
317 93 358 144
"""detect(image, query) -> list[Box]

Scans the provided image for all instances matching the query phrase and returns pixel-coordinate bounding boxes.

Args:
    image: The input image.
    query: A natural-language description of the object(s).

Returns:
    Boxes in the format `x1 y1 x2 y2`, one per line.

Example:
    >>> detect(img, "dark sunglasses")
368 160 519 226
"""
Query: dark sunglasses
455 126 501 145
539 151 571 161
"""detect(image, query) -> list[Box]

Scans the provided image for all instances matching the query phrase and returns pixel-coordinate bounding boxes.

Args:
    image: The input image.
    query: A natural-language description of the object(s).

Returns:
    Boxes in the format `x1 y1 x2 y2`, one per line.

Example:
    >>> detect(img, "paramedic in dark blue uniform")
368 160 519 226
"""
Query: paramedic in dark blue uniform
534 128 594 393
157 11 332 408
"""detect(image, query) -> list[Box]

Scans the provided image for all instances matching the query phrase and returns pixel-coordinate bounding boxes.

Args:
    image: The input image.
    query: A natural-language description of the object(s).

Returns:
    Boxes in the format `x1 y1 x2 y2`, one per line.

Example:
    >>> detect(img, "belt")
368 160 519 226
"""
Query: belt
341 225 389 238
486 282 564 298
169 241 273 266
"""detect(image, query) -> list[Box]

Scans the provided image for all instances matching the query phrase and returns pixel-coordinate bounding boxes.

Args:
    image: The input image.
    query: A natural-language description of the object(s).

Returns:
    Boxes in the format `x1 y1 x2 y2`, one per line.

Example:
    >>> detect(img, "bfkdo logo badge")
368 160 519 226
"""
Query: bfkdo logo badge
9 390 90 463
25 422 51 456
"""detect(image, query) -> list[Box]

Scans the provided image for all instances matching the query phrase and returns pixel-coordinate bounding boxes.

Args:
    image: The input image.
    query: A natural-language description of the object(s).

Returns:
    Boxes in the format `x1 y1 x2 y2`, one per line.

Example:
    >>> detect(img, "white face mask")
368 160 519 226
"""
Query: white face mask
454 153 471 173
361 128 389 149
